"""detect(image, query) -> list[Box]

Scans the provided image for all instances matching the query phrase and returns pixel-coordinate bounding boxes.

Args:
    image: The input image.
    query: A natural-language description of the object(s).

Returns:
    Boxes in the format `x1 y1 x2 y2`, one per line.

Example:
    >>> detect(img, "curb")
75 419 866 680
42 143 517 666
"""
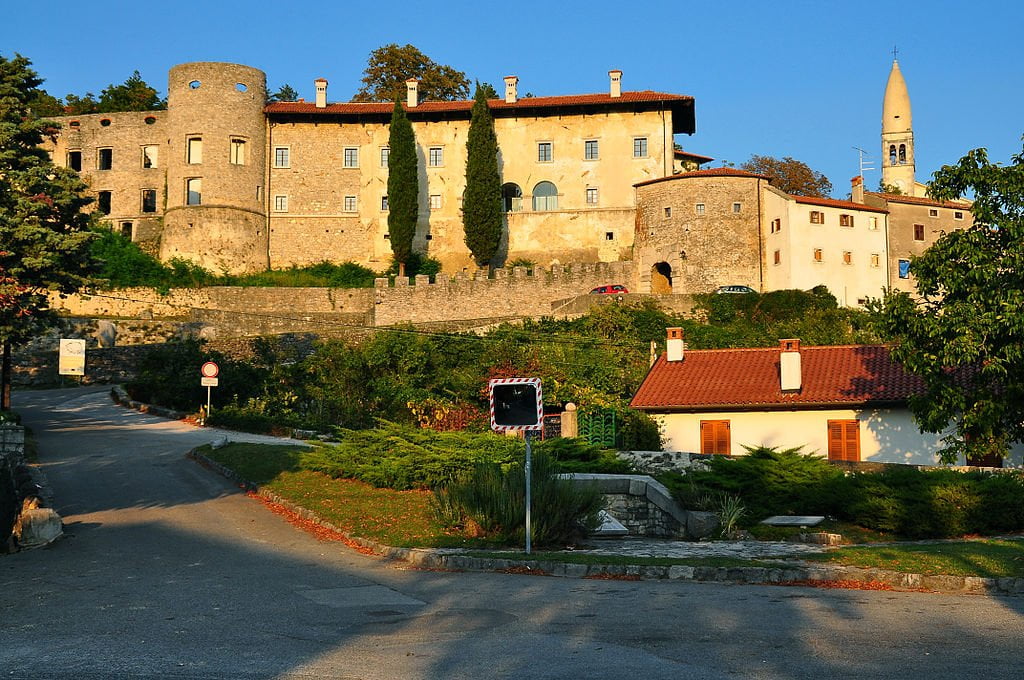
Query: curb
110 385 189 421
186 448 1024 596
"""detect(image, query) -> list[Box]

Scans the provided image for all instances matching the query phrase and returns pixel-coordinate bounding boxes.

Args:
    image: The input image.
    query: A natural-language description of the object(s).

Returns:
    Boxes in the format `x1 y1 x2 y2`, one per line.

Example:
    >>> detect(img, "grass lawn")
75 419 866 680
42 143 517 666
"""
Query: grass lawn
802 538 1024 579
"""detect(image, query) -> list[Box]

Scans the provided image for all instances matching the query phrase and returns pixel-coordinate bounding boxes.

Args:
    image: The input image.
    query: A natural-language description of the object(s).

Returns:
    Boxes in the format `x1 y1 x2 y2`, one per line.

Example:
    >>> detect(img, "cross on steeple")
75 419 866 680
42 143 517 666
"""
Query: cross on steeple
892 45 899 60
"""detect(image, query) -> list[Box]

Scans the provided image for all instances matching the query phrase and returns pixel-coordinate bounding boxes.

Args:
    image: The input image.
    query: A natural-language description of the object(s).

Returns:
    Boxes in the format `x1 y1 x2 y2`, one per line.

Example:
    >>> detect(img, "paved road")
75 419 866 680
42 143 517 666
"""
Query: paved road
3 387 1024 679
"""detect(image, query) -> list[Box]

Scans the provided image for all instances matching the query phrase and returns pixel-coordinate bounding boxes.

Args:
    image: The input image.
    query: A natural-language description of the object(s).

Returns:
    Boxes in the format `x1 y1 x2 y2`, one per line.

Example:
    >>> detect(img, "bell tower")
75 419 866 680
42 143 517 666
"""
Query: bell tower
881 56 916 195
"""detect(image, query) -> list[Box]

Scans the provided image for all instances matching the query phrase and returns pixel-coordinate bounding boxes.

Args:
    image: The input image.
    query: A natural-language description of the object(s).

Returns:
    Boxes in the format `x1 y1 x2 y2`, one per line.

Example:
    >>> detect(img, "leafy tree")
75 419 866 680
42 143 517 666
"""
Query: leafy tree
96 70 166 112
878 180 904 195
871 141 1024 463
477 82 498 100
63 92 99 115
740 154 832 197
0 54 99 409
463 83 503 267
268 83 299 103
353 44 470 103
27 90 64 117
386 100 418 275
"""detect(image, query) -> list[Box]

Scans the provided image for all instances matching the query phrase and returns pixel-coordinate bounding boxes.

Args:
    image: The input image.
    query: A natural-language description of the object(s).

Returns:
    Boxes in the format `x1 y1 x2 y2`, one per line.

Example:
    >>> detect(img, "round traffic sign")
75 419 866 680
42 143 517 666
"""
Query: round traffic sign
200 361 220 378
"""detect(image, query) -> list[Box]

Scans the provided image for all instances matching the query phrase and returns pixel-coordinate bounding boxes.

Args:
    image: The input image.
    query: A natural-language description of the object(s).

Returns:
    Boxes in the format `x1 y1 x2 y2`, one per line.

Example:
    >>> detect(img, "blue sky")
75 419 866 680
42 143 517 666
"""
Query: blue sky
4 0 1021 198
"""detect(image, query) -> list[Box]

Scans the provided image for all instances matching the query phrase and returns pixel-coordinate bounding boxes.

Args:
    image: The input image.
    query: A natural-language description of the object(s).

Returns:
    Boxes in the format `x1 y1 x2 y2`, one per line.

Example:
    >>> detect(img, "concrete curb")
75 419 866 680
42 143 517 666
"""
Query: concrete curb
110 385 189 421
187 448 1024 596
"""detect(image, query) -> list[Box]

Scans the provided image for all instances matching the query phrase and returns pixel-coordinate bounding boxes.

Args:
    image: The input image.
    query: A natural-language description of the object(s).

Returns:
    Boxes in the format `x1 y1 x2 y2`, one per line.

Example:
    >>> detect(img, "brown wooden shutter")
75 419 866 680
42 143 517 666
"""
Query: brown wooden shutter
700 420 730 455
827 420 860 461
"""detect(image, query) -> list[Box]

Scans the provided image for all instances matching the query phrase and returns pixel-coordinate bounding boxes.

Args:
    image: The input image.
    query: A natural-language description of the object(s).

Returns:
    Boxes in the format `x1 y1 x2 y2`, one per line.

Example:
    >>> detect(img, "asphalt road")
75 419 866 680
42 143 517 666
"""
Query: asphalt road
3 386 1023 679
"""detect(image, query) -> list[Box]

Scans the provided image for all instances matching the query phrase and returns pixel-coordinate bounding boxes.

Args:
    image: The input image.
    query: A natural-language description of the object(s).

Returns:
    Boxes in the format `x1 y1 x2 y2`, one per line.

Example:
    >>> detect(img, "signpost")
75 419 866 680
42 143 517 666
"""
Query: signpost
488 378 543 554
200 361 219 417
58 339 86 377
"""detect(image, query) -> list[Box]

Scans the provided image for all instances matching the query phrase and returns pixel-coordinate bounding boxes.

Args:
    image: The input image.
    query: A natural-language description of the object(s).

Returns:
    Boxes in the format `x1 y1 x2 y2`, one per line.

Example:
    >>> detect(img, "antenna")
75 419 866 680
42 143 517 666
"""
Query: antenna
853 146 875 178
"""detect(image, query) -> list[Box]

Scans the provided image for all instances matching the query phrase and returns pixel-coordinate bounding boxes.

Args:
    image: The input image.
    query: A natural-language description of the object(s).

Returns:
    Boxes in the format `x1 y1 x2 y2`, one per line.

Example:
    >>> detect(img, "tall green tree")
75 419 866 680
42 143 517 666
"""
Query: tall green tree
0 53 99 409
872 140 1024 462
96 70 166 112
463 83 503 267
740 154 832 197
386 100 418 276
353 44 470 103
268 83 299 103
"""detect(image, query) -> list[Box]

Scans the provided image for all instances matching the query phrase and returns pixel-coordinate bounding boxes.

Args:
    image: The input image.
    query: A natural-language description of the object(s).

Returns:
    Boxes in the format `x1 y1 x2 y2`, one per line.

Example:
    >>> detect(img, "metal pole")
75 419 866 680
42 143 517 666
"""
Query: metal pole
207 386 212 417
524 432 532 555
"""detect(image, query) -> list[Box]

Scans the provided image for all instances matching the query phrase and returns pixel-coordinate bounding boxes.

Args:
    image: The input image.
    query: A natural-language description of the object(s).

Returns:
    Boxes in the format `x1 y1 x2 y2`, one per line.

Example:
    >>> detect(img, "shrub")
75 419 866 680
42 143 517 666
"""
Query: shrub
434 449 602 546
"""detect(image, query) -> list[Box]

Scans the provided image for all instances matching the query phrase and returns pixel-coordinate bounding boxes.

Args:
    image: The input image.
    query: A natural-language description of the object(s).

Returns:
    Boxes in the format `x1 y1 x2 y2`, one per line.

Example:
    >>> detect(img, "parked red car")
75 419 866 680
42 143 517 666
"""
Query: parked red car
589 284 630 295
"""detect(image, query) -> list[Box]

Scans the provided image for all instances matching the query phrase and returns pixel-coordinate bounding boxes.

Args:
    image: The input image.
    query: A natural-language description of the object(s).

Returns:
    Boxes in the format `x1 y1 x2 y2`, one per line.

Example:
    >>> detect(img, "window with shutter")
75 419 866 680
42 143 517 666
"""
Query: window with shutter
827 420 860 461
700 420 731 455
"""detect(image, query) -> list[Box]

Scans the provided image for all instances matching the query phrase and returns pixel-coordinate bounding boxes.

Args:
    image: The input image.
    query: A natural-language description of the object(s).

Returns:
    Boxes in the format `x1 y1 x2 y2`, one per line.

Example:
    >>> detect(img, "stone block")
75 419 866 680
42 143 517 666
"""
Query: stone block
15 507 63 548
686 510 720 540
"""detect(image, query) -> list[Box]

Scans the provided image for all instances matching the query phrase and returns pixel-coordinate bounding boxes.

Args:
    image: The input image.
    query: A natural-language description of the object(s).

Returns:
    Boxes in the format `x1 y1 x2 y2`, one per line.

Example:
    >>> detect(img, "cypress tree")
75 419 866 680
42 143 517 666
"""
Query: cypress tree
386 99 418 275
462 82 503 268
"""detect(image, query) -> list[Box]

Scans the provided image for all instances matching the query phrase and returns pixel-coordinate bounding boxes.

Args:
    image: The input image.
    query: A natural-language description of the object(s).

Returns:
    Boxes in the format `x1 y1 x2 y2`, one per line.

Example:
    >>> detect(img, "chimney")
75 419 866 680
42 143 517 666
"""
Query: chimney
314 78 328 108
851 175 864 203
779 339 802 392
406 78 419 108
666 327 685 362
504 75 518 104
609 69 622 98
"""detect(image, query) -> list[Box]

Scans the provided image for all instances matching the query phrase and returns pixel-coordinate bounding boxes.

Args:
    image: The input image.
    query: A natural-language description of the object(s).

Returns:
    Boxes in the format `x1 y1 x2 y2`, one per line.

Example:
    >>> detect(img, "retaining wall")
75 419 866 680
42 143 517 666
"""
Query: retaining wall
0 424 26 548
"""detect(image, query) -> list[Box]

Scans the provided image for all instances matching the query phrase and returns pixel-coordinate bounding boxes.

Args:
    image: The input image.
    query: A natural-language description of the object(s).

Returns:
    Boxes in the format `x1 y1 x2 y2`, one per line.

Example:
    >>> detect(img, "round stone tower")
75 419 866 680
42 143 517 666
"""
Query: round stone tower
161 62 268 273
881 59 915 195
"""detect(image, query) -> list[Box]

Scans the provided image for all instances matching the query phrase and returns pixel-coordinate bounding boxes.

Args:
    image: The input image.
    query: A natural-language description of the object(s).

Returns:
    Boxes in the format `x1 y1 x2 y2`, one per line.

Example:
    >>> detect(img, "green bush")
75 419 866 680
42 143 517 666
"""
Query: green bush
536 437 635 474
433 449 602 546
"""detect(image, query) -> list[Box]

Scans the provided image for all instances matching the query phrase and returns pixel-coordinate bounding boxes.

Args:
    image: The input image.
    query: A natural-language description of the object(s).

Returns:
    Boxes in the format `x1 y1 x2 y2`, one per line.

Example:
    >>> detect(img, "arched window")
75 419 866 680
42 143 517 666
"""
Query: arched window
898 144 907 164
532 181 558 211
502 183 523 212
889 145 897 165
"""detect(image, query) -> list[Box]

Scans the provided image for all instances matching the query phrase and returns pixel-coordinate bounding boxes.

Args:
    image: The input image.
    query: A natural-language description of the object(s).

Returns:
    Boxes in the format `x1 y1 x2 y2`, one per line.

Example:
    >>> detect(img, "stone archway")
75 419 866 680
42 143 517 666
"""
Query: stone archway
651 262 673 294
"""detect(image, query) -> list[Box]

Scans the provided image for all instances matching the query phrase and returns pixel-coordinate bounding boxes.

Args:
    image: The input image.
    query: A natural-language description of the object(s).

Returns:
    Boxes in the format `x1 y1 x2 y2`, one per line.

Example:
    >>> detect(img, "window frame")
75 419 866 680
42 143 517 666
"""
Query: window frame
343 146 360 169
67 150 83 171
586 187 599 206
97 190 112 214
380 146 390 169
633 137 648 159
97 147 113 171
229 138 246 166
813 248 823 263
427 146 444 168
537 141 553 163
141 189 157 213
732 202 742 214
773 249 781 265
185 178 202 206
898 258 911 279
272 194 289 213
809 210 824 224
827 420 860 462
584 139 599 161
429 194 442 210
839 213 854 227
186 137 203 165
531 181 559 211
700 420 731 456
273 146 290 169
141 145 158 169
381 195 389 212
695 203 705 216
913 223 925 241
343 195 357 213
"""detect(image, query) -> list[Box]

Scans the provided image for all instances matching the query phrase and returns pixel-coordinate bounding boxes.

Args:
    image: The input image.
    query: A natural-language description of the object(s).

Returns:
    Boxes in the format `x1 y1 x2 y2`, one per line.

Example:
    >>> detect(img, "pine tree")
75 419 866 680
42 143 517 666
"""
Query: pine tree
0 53 99 409
462 83 503 268
386 100 418 275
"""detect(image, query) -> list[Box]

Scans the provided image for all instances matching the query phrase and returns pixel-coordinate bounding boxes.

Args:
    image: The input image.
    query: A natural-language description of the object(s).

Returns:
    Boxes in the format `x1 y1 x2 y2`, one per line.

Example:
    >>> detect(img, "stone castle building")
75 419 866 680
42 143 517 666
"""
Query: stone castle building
43 62 695 274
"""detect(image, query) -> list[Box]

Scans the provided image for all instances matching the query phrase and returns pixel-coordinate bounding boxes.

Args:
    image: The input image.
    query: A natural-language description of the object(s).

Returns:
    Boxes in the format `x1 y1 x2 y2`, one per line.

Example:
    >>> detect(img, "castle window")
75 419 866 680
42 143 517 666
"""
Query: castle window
120 222 133 239
273 146 290 168
843 251 852 265
343 147 359 168
502 183 523 212
429 194 442 210
839 214 854 227
428 147 443 167
584 139 599 160
141 145 158 169
633 137 648 158
343 196 357 212
809 210 824 224
954 211 964 220
914 223 925 241
235 83 247 93
898 259 911 279
537 142 552 163
898 144 907 164
186 178 202 206
381 195 389 211
929 208 939 217
532 181 558 211
97 148 113 170
870 253 880 268
586 187 598 205
97 191 111 214
67 150 82 171
273 195 288 212
187 137 202 164
732 202 742 213
813 248 823 262
606 232 614 241
144 116 156 125
664 207 672 218
230 138 246 165
773 249 781 265
380 147 389 168
100 118 111 127
695 203 705 215
189 80 201 89
141 189 157 213
770 218 781 233
889 144 897 165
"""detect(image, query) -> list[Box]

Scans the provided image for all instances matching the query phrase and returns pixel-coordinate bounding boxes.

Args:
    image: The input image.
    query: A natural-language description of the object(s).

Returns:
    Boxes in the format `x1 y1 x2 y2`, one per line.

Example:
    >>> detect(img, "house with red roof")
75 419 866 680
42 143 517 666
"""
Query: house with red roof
630 329 1022 467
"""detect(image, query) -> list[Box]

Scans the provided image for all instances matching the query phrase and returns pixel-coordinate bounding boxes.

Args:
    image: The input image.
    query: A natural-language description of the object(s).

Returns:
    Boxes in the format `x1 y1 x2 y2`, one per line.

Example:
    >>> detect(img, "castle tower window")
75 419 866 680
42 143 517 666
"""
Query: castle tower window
273 195 288 212
732 202 742 213
664 207 672 218
67 150 82 171
97 148 113 170
898 144 907 164
532 181 558 211
343 195 357 213
273 146 290 169
586 187 598 205
97 191 111 214
186 178 202 206
343 147 359 168
428 146 444 167
584 139 599 160
230 139 246 165
537 142 553 163
141 189 157 213
141 145 158 169
889 144 897 165
187 137 203 164
380 147 390 168
695 203 705 215
502 183 523 212
633 137 648 158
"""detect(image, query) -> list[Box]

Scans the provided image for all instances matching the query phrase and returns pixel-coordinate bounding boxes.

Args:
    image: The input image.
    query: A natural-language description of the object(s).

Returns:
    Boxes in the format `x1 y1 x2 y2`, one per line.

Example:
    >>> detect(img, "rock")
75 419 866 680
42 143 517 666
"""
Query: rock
591 510 629 538
686 510 721 540
210 435 229 450
15 507 63 548
96 320 118 348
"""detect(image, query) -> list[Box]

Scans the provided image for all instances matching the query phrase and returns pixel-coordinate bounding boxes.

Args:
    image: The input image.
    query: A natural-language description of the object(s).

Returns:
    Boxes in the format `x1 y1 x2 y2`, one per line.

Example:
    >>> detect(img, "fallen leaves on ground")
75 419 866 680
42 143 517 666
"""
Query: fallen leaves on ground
246 491 378 555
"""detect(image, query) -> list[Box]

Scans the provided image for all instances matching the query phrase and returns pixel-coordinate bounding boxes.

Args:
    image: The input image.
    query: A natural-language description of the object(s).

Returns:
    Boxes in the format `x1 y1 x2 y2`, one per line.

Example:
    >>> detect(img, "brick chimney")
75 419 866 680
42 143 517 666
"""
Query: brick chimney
406 78 419 108
666 327 685 362
314 78 328 108
851 175 864 203
504 76 518 104
779 339 802 392
609 69 622 98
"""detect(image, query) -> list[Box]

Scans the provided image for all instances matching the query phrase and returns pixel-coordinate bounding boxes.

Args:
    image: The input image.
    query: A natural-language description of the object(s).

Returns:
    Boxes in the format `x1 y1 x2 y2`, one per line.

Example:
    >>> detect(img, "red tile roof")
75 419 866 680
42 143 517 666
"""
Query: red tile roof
864 191 972 210
794 195 888 214
674 150 715 162
634 167 769 187
631 344 924 412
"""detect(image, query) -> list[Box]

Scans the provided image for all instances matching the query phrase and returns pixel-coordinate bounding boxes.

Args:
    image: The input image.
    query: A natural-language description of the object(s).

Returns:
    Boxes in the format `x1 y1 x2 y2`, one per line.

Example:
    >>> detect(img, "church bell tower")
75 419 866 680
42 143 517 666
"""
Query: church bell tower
881 57 916 195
